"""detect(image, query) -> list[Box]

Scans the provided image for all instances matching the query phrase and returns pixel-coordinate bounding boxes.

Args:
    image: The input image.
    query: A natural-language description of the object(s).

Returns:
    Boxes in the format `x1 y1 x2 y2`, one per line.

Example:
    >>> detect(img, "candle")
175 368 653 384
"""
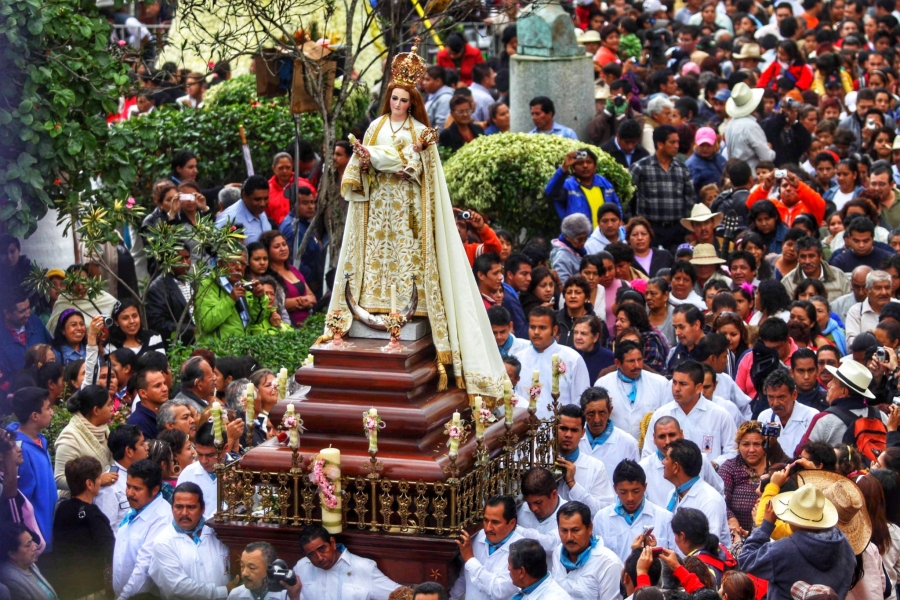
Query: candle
503 379 513 426
286 403 299 450
276 367 288 400
367 407 378 453
551 354 561 394
245 386 255 432
474 396 484 439
390 284 397 313
212 402 224 447
319 447 342 534
449 411 461 457
532 369 540 385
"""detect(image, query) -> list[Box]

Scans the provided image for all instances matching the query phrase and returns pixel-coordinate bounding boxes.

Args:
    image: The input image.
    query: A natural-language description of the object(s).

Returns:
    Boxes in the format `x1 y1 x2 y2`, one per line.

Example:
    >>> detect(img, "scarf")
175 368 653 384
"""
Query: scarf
614 498 645 525
656 449 666 461
120 492 161 527
559 536 599 572
557 234 587 257
618 371 640 403
487 530 516 555
586 420 615 448
499 334 515 357
667 476 700 512
562 448 580 463
822 318 848 355
173 516 206 545
512 574 549 600
68 412 112 465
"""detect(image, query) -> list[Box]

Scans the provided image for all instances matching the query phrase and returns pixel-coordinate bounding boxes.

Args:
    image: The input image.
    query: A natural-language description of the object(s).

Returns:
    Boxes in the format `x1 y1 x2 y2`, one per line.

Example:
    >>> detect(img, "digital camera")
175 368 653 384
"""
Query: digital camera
267 559 298 592
760 423 781 438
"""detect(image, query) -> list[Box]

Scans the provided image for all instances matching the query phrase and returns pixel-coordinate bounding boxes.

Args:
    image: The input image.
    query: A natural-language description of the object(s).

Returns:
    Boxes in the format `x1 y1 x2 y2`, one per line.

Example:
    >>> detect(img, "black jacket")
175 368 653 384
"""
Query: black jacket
438 122 484 152
632 247 674 278
145 274 194 345
599 137 650 170
761 112 812 167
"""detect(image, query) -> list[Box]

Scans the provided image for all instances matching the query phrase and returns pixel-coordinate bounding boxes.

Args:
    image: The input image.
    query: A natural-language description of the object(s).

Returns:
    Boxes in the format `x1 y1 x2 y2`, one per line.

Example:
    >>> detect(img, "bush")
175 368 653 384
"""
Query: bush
442 133 634 237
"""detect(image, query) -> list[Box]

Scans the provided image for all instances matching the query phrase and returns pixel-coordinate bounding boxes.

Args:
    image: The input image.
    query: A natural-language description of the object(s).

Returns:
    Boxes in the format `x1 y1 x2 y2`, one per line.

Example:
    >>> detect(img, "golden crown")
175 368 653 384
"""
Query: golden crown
391 38 428 88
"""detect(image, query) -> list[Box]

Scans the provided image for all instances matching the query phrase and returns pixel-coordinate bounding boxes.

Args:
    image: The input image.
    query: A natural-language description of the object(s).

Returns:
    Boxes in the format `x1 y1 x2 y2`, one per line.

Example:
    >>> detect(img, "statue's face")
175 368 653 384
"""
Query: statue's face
390 88 411 119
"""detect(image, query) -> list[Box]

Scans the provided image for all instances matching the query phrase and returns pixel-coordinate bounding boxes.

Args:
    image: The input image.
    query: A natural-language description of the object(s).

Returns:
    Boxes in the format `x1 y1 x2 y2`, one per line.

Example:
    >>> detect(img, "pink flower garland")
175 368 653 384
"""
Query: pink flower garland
310 458 339 509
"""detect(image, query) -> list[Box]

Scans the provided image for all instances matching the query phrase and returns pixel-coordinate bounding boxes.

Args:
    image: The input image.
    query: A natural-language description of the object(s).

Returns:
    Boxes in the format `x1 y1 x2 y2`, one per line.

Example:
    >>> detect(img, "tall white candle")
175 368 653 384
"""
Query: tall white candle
449 411 461 457
503 379 513 426
212 401 223 447
286 403 299 450
551 354 561 394
319 447 342 534
390 284 397 313
474 396 484 439
367 407 378 453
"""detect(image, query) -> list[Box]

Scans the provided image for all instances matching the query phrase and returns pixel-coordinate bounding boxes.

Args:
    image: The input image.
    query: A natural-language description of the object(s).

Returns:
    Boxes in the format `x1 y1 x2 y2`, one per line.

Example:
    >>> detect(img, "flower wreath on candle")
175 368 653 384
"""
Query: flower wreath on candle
276 412 306 444
528 384 542 400
477 405 496 427
363 411 386 436
443 420 470 447
310 455 340 509
555 362 567 376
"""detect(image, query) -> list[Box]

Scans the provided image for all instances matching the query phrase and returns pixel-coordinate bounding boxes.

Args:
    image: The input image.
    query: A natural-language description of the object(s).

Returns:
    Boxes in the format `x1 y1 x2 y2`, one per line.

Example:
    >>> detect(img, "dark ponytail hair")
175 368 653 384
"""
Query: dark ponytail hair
671 507 719 554
66 384 109 416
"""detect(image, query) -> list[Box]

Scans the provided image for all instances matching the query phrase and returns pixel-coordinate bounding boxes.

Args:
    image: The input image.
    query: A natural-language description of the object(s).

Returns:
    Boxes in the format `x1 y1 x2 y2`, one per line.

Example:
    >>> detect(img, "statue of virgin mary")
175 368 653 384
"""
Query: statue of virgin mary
327 40 506 400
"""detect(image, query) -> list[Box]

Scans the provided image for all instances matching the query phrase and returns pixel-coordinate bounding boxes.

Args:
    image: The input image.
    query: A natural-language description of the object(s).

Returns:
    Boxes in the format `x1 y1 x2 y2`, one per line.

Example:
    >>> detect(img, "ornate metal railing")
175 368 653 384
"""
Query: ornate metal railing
213 418 557 537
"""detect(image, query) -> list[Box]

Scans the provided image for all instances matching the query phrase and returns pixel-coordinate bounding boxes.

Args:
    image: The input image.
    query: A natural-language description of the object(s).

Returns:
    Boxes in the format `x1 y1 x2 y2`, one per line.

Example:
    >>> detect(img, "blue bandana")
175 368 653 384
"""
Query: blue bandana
617 371 640 403
487 530 516 556
559 536 599 572
586 420 615 448
562 448 580 463
512 574 549 600
614 498 645 525
499 334 514 357
667 476 700 512
656 449 666 461
119 492 161 528
173 517 206 545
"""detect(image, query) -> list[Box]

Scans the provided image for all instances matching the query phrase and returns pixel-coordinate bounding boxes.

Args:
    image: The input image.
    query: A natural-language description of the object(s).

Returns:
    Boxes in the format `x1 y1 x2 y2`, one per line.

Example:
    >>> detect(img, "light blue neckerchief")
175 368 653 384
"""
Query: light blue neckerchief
667 476 700 512
617 371 640 403
499 334 515 357
562 448 580 463
512 574 549 600
559 536 599 572
614 498 645 525
586 420 615 448
119 492 161 528
487 530 516 555
172 516 206 545
656 449 666 461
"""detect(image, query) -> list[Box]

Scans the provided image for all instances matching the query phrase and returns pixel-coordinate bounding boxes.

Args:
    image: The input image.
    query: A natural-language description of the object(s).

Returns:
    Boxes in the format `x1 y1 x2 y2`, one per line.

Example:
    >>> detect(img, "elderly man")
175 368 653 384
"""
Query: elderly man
546 149 622 228
157 398 197 440
782 236 850 301
529 96 578 140
845 270 900 345
725 83 776 174
551 214 592 284
229 542 301 599
194 250 273 344
832 266 873 317
641 96 674 154
174 356 216 413
595 340 669 439
578 387 639 480
681 204 724 255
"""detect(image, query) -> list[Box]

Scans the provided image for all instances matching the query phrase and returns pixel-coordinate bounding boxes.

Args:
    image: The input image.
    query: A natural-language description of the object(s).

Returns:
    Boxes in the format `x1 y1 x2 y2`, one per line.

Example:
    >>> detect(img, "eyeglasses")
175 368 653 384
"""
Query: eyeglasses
454 109 473 116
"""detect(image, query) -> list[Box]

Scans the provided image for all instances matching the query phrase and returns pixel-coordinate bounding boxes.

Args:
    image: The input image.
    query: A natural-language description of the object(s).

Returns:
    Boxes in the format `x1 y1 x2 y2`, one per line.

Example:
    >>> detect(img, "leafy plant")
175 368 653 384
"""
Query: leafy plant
46 406 72 461
443 133 634 237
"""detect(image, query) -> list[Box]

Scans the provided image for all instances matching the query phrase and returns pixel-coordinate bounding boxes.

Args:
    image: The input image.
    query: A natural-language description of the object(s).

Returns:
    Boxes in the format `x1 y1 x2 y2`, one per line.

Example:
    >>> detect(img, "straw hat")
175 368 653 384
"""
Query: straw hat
680 204 723 231
796 471 872 554
824 360 876 399
594 81 610 100
733 43 762 60
689 244 726 265
726 82 765 118
578 30 601 44
772 483 838 530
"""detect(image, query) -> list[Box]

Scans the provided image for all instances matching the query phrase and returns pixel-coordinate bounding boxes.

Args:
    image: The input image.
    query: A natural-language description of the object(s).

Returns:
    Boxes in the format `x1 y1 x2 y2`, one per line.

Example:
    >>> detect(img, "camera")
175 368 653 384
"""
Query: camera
179 193 196 202
783 97 801 110
266 559 297 592
612 95 627 107
876 347 889 363
99 315 114 327
575 150 589 160
867 118 877 130
240 281 254 291
456 210 471 221
774 169 787 179
761 422 781 438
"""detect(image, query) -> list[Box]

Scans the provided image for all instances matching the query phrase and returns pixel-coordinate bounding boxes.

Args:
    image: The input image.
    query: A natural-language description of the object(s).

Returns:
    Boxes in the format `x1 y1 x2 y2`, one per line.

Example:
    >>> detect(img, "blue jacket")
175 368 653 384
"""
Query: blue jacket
501 282 528 339
545 168 621 224
685 153 726 195
5 422 56 551
0 314 52 381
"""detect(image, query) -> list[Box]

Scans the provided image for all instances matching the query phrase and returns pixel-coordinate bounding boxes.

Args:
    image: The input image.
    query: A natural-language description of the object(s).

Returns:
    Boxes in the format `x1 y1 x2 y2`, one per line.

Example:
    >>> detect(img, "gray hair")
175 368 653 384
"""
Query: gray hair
224 378 251 412
180 356 207 389
157 398 192 432
244 541 278 565
647 96 673 118
272 152 292 169
218 186 242 209
560 213 592 239
867 270 892 290
257 275 286 313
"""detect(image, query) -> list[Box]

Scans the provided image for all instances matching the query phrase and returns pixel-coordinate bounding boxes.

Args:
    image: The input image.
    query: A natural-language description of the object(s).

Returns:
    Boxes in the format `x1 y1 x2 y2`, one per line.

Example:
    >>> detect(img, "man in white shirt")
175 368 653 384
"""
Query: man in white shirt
469 64 496 123
578 387 639 481
756 368 818 459
451 495 523 600
97 424 148 527
176 73 206 109
594 340 669 440
639 416 724 508
663 439 730 549
557 404 616 515
696 333 752 419
149 482 234 599
518 468 566 535
228 542 301 599
113 460 172 599
294 526 398 600
514 308 590 420
845 270 900 345
643 360 737 467
177 421 224 520
593 460 674 563
510 538 573 600
550 501 623 600
701 365 743 428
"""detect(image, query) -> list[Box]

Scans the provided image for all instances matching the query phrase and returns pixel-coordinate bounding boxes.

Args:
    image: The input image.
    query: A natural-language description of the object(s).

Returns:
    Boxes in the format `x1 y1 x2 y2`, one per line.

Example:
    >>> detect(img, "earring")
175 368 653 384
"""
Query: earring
172 463 182 476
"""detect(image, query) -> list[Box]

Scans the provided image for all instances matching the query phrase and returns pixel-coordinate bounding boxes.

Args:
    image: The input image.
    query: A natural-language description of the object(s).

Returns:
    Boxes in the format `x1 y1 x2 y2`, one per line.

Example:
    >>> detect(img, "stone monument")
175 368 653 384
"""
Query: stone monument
509 0 595 140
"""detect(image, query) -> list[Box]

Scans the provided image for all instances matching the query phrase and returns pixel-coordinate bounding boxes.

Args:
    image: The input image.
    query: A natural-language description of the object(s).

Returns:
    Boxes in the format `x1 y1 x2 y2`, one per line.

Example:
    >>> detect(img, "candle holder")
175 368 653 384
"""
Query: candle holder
291 446 302 470
324 309 348 349
381 312 406 353
443 450 460 481
365 448 384 478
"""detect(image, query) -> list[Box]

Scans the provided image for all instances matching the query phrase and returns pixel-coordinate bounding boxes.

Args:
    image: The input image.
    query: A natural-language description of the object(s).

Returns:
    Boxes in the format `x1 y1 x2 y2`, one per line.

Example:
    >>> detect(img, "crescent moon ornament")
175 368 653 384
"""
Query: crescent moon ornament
344 274 418 331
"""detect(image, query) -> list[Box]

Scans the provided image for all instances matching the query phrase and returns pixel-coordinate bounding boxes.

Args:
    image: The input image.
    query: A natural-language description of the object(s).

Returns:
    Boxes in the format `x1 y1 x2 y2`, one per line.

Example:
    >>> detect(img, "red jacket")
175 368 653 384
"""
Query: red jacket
746 181 826 226
436 44 485 86
464 224 503 267
757 62 813 91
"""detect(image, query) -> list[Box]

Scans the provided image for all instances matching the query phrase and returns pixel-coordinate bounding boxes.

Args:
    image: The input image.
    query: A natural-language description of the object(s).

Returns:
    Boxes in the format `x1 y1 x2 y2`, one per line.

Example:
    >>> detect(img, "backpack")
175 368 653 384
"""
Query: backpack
825 405 887 464
696 546 768 600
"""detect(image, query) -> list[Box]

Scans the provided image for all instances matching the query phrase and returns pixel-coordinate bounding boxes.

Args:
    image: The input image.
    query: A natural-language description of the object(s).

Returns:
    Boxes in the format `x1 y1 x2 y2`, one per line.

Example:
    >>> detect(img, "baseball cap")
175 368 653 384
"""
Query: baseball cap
643 0 663 12
695 127 717 146
46 269 66 280
714 88 731 102
791 581 839 600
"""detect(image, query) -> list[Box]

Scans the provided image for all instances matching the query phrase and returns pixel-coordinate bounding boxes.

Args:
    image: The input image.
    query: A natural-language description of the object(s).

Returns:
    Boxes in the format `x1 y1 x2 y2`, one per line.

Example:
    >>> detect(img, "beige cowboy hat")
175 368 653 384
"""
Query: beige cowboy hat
595 81 611 100
578 30 601 44
733 43 762 60
824 360 876 399
680 204 723 231
772 483 838 531
795 471 873 554
689 243 726 265
726 82 765 118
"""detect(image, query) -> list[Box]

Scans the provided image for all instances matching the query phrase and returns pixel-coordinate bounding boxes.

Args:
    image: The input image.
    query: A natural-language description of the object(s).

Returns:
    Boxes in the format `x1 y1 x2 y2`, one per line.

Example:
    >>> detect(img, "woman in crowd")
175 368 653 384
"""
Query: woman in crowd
713 311 750 373
495 230 514 262
260 230 316 327
848 474 891 600
596 252 629 330
248 368 280 420
757 40 813 90
738 233 774 281
793 278 827 301
750 280 792 326
810 295 847 355
703 280 731 313
670 508 731 585
53 385 114 493
557 276 594 347
51 310 86 365
747 201 788 256
627 216 674 278
867 127 895 163
720 422 769 538
823 158 864 211
0 522 56 599
483 102 510 135
46 456 114 599
23 345 55 373
106 298 165 357
614 301 669 373
146 438 177 502
170 181 209 229
63 360 85 396
869 469 900 590
823 212 845 249
0 428 46 554
246 241 269 280
788 300 833 349
646 277 675 347
669 261 706 310
520 266 558 319
157 429 193 491
572 315 612 383
732 284 755 324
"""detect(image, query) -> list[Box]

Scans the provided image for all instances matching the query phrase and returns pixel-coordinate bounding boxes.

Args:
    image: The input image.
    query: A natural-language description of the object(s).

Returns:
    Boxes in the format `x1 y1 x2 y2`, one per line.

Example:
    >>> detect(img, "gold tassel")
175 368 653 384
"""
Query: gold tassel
436 360 448 392
638 412 654 453
437 350 452 364
455 375 464 390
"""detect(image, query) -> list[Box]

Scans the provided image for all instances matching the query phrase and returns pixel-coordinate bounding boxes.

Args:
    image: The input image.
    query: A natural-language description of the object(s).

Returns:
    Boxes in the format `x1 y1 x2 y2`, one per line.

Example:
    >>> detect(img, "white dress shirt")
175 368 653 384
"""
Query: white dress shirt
113 493 172 599
642 398 738 466
550 542 623 600
756 402 819 460
638 451 724 508
669 479 730 549
594 370 669 440
515 342 590 420
559 452 615 516
228 586 287 599
592 500 674 563
714 372 752 420
96 461 129 526
519 574 573 600
449 529 523 600
846 299 900 345
710 394 743 428
518 500 565 537
578 425 639 482
294 547 398 600
149 523 231 599
177 461 219 520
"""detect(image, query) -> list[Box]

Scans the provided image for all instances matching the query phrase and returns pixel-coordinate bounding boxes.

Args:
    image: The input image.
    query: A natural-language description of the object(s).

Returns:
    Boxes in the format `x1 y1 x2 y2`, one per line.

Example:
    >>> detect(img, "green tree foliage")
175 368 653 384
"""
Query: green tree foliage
0 0 132 237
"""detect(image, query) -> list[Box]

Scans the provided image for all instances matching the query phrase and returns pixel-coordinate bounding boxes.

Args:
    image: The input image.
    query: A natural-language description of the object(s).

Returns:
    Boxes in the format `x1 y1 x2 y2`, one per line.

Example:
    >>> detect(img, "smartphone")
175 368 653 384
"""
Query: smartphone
652 547 665 557
774 169 787 179
179 193 196 202
109 465 120 474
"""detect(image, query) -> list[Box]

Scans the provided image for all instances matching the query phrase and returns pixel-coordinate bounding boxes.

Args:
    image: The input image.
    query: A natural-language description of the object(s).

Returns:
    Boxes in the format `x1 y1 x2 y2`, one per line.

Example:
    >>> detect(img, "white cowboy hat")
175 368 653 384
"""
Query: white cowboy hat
594 81 611 100
578 29 601 44
726 82 765 118
680 204 723 231
824 360 876 399
689 244 726 265
732 43 762 60
772 483 838 530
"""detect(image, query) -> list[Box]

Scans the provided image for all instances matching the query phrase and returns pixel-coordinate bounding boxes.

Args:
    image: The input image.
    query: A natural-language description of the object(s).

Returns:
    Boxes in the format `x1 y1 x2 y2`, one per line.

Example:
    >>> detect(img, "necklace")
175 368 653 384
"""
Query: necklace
389 116 407 140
